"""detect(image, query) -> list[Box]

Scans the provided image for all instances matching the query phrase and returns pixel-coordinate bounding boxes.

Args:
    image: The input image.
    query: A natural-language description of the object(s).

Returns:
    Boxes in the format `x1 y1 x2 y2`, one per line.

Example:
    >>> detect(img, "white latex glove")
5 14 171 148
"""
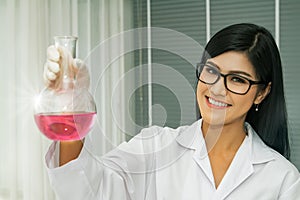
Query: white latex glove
43 45 90 90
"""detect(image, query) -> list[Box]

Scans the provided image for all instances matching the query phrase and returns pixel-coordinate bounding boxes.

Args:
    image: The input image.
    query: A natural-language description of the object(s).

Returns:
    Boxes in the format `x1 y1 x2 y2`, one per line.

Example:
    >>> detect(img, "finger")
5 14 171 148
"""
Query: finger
56 45 72 60
47 45 60 62
74 60 90 89
47 61 60 73
73 58 84 69
44 79 55 89
46 71 57 81
44 62 58 81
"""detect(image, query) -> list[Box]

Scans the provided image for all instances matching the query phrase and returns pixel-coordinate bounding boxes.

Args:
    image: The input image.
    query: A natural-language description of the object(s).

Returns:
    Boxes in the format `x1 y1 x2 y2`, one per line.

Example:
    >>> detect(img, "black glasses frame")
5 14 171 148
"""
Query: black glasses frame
196 63 267 95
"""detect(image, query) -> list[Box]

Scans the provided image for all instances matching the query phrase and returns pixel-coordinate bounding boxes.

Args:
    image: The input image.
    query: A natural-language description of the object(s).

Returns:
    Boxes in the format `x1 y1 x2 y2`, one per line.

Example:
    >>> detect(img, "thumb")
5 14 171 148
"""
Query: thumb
55 45 76 81
73 58 90 89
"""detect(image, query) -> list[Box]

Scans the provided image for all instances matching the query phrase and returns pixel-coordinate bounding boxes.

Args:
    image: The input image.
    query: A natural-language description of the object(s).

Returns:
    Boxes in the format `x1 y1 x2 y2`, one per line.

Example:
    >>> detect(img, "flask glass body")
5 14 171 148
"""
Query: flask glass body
34 36 97 141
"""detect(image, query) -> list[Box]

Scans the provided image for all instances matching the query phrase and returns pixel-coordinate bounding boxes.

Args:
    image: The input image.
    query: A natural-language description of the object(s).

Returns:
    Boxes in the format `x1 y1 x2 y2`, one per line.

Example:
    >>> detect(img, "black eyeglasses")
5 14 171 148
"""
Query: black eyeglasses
197 63 266 95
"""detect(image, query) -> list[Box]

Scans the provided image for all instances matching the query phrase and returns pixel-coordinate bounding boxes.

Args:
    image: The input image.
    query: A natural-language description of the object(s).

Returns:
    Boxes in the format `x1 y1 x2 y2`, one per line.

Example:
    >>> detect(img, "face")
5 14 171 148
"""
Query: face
197 51 269 127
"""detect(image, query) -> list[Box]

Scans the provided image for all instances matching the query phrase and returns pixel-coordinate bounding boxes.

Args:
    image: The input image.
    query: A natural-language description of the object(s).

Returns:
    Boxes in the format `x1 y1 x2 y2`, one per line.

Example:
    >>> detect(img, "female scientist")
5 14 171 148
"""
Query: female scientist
44 23 300 199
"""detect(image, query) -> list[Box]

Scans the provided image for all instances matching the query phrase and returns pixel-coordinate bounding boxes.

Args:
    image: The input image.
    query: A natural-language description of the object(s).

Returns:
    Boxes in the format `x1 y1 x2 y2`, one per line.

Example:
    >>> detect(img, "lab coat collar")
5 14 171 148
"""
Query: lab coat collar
216 123 275 198
176 119 275 164
176 119 275 198
244 122 275 164
175 119 202 151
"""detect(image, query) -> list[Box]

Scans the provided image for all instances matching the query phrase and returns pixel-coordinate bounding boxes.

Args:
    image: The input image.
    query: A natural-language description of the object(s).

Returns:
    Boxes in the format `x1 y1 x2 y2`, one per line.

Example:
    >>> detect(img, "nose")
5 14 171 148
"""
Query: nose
209 76 227 96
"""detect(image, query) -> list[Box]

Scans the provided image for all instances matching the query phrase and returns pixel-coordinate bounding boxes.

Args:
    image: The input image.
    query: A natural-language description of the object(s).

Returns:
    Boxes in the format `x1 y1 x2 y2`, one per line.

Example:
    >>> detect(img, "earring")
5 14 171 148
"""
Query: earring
255 104 259 112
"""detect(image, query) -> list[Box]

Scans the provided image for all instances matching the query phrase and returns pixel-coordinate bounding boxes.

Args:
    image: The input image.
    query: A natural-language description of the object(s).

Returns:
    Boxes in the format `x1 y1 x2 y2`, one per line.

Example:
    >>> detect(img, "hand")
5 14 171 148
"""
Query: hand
43 45 90 90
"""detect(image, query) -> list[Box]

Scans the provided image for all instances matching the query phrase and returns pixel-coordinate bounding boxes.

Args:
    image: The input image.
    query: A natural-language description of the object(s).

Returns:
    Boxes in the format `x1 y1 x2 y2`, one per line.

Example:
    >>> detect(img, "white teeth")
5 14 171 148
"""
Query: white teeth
208 97 228 107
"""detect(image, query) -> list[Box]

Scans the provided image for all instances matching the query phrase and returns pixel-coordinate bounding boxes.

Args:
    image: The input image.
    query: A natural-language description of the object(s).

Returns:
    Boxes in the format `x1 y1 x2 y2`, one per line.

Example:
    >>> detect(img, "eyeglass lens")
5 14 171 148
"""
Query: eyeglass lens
199 65 251 94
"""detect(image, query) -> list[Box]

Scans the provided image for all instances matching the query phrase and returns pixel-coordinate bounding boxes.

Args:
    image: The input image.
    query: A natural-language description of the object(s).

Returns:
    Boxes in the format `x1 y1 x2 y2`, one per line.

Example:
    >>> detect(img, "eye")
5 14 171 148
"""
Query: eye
229 75 248 84
205 65 219 75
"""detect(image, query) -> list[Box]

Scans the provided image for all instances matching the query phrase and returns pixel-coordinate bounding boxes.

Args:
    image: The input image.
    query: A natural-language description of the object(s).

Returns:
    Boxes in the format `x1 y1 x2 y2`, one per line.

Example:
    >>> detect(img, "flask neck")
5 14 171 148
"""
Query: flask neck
54 36 77 58
61 78 75 90
53 36 78 91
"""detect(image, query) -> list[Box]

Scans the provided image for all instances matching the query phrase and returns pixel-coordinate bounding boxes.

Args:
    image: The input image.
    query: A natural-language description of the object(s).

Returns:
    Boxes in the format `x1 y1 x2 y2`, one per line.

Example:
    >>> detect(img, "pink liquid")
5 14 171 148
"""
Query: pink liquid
34 112 96 141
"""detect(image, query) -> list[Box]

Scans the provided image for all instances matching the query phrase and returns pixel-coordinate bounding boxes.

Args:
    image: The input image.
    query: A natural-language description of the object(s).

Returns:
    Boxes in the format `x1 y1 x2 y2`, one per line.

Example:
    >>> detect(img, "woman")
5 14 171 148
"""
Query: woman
44 23 300 199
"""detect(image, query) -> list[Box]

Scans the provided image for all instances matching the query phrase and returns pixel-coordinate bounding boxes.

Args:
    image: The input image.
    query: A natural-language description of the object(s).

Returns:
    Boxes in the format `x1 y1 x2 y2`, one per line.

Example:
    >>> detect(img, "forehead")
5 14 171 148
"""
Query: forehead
208 51 256 77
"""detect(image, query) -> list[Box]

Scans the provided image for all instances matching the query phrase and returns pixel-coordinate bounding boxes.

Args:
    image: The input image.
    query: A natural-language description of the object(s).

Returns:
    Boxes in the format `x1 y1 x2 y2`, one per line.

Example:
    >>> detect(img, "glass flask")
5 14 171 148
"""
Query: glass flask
34 36 97 141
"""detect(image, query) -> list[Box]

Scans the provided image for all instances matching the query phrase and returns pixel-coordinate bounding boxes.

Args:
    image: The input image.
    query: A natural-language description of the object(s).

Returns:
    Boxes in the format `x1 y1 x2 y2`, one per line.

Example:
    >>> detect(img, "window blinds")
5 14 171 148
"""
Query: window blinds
280 0 300 167
133 0 300 169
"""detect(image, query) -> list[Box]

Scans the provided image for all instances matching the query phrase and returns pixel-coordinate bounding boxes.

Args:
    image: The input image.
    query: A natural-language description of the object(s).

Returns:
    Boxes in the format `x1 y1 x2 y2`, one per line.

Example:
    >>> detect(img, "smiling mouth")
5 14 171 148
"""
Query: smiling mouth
205 96 232 108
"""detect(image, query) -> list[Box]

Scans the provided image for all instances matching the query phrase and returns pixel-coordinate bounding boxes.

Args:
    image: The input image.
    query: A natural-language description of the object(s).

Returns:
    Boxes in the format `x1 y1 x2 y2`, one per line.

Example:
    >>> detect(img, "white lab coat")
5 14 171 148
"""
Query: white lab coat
46 119 300 200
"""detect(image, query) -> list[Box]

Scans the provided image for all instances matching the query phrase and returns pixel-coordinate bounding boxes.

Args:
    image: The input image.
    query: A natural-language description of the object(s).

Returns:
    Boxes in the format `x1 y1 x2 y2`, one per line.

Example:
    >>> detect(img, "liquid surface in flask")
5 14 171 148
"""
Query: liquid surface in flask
34 112 96 141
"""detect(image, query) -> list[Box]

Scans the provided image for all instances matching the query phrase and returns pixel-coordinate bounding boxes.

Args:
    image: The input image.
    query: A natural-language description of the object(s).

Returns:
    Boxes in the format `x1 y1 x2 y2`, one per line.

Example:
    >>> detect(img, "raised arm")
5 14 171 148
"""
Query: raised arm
44 45 90 165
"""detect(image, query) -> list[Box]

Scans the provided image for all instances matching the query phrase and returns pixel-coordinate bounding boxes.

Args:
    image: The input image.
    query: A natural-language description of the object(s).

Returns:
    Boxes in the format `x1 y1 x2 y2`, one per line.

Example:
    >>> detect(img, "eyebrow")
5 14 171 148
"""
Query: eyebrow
206 61 254 78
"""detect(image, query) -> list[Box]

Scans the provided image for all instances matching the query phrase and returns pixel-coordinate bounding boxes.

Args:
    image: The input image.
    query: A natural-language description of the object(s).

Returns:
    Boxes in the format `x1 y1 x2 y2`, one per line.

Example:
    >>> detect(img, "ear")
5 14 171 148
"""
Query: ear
254 82 271 104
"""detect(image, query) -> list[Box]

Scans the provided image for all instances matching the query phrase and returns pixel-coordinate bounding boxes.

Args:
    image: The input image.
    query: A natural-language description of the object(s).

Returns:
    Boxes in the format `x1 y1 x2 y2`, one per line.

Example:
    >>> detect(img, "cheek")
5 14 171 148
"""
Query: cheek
196 82 204 100
196 81 209 95
231 90 257 112
196 82 209 110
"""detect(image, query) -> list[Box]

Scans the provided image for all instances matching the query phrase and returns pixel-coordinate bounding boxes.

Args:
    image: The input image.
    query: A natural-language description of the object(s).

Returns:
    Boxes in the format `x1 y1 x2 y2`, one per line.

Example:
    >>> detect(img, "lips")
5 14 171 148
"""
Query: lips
205 96 232 108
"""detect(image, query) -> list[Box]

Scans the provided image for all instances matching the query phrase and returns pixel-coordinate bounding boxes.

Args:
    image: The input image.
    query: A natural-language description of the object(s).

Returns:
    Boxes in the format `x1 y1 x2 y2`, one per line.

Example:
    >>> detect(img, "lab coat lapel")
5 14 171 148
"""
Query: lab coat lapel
193 133 217 188
176 120 275 199
215 134 254 199
216 123 275 199
176 119 215 187
246 123 275 165
176 119 218 188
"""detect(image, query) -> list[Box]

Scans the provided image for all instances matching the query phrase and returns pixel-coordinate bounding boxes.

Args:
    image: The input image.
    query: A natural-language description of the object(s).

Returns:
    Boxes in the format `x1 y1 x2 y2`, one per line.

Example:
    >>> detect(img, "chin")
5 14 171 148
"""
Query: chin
203 116 227 127
202 112 248 129
200 110 227 126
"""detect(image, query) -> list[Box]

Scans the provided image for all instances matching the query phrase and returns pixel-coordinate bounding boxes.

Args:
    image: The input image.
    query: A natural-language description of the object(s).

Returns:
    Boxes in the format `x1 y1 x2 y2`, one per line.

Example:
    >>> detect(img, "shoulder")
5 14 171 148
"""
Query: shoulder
111 121 200 157
136 124 190 140
268 148 299 181
126 124 191 151
246 122 298 172
247 123 300 195
102 123 194 174
265 147 300 180
104 122 195 160
269 148 297 169
268 150 300 197
248 125 299 175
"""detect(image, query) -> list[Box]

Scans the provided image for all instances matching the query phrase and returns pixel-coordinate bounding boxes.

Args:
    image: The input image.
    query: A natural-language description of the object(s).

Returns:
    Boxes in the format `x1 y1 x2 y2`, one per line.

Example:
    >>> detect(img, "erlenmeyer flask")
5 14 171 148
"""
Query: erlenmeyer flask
34 36 97 141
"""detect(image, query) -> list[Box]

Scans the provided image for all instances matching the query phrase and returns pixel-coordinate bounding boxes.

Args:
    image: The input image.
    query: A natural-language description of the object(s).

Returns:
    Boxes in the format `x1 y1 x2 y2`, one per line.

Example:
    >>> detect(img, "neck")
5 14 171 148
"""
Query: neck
201 120 246 154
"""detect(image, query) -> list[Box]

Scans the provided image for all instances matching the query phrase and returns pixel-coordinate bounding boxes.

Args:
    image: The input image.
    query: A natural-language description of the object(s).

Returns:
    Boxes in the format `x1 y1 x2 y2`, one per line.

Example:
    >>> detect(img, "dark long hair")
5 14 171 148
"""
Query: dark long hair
196 23 290 159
